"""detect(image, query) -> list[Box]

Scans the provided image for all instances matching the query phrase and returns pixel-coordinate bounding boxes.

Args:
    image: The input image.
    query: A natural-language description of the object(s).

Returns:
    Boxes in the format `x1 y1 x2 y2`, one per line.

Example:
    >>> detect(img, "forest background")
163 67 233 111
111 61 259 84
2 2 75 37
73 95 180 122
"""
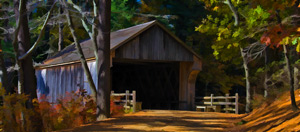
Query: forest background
1 0 300 131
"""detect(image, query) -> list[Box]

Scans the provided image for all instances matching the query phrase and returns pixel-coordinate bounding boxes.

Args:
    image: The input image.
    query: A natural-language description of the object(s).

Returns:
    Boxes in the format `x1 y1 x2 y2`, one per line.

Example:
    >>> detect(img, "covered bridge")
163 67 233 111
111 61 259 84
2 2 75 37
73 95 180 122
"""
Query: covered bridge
35 21 202 110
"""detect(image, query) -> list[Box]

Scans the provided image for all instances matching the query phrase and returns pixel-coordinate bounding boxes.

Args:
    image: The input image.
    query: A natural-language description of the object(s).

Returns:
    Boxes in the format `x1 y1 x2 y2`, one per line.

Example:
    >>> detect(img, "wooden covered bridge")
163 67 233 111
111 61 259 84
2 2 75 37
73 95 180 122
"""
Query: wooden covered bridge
35 20 202 110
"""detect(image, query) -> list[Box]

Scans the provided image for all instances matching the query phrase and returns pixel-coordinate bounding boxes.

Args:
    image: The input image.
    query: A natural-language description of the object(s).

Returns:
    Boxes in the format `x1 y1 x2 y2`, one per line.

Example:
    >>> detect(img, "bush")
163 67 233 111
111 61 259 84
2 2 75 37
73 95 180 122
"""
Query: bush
0 91 32 132
110 96 125 117
0 85 128 131
36 89 97 131
0 87 97 132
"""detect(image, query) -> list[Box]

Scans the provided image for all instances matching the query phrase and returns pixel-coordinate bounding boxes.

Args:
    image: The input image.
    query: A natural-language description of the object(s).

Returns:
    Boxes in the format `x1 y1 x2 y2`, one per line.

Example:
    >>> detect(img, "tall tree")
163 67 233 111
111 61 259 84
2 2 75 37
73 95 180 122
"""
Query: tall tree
12 0 43 131
11 0 57 130
97 0 111 120
58 5 64 51
258 0 299 110
14 0 36 106
61 0 97 98
196 0 272 112
0 1 9 93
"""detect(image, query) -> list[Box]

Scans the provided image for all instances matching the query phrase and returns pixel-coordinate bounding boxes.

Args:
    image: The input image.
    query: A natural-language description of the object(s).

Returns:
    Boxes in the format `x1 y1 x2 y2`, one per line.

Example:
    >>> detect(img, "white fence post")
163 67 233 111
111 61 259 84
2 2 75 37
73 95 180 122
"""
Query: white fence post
225 93 229 113
133 90 136 112
235 93 239 114
210 94 213 106
125 90 129 111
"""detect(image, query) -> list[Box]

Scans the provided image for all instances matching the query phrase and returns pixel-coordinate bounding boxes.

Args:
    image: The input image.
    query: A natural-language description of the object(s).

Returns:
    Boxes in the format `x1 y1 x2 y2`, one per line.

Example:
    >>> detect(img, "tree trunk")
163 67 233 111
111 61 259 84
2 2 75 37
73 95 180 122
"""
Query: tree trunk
264 48 270 98
0 40 9 93
15 0 37 106
58 5 64 51
44 0 54 42
14 0 43 131
240 47 251 113
63 1 97 96
294 67 299 90
97 0 111 120
283 45 299 111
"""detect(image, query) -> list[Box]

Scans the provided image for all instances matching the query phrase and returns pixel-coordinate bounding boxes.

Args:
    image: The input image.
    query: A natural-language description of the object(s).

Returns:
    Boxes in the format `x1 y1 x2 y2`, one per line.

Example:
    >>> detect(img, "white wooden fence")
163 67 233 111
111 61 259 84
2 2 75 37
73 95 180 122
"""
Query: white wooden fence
195 93 239 114
111 90 137 112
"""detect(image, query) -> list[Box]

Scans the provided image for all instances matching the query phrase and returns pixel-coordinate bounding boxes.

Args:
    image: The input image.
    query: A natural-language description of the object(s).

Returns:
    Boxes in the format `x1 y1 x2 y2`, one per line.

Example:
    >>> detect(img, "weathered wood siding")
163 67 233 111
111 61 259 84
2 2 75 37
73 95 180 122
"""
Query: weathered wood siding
115 26 194 61
36 61 97 103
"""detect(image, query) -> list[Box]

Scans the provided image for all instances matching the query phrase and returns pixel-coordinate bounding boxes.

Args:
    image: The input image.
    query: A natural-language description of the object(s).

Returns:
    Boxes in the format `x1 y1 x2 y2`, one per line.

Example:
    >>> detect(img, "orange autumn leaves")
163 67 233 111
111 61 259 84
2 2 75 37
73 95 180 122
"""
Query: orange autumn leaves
260 24 300 51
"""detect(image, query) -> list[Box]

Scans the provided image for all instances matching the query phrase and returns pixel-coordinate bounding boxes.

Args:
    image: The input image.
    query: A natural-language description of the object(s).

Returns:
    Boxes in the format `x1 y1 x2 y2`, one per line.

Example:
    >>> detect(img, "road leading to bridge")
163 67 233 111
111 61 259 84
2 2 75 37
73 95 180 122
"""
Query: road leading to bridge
62 110 244 132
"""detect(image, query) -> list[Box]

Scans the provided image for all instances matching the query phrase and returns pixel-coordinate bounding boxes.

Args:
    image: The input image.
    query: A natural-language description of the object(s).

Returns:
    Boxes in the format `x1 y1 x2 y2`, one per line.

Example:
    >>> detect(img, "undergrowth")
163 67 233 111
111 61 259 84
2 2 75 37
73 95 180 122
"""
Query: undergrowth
0 84 125 132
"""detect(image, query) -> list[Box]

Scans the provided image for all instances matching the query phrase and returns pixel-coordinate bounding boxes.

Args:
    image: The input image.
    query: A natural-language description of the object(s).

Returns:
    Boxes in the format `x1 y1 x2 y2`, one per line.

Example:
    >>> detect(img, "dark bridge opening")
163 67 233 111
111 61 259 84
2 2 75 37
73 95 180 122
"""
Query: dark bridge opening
112 61 179 110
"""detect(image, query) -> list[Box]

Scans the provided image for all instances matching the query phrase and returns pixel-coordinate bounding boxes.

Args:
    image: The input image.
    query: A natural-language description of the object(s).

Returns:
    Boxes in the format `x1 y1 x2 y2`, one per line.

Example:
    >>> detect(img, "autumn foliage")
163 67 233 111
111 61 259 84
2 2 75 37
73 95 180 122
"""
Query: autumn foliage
0 88 96 132
0 85 127 132
110 96 125 117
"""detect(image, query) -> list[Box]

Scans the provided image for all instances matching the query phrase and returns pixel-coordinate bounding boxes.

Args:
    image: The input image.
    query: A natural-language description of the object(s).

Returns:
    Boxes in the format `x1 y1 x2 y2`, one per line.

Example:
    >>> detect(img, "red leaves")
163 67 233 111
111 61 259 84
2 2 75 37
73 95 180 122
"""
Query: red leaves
110 96 124 117
260 24 293 48
251 0 297 10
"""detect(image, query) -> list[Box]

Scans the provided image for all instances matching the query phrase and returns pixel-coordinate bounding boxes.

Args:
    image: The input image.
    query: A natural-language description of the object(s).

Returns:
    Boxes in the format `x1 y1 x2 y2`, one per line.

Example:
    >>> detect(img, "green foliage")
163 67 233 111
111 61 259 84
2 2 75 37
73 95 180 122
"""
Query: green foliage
196 1 270 62
198 57 244 94
111 0 137 31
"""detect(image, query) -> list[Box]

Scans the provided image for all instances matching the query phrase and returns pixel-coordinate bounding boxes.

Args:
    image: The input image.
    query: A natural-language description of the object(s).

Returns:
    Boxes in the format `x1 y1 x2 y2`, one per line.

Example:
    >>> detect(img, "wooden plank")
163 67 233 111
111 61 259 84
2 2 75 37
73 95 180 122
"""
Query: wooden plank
125 90 129 111
225 93 229 113
195 102 236 105
195 96 237 99
133 37 139 59
133 90 136 112
113 100 134 103
111 93 134 96
210 94 213 106
223 108 236 111
235 93 239 114
114 26 193 62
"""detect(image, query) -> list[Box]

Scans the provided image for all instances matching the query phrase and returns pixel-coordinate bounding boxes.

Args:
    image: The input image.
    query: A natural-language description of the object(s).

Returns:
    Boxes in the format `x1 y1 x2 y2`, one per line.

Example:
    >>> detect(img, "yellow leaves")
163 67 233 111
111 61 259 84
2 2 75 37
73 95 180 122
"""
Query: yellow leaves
297 28 300 32
233 43 239 47
280 37 290 45
213 6 219 11
32 98 39 103
195 25 203 32
58 116 63 124
217 28 230 41
279 36 300 52
296 44 300 52
213 50 219 56
227 43 239 49
227 44 232 49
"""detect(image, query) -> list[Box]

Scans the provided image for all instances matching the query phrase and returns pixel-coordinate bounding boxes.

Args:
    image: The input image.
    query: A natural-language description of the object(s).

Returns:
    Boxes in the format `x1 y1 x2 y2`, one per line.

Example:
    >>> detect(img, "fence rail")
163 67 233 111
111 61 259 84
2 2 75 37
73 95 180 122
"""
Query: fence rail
111 90 137 112
195 93 238 114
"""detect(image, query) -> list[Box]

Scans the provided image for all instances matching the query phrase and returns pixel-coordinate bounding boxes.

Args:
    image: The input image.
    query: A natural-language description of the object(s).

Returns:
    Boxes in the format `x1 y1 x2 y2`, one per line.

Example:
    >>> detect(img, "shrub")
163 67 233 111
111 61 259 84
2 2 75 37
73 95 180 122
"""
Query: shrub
0 86 97 132
0 86 128 131
110 96 124 117
0 85 34 132
36 89 97 131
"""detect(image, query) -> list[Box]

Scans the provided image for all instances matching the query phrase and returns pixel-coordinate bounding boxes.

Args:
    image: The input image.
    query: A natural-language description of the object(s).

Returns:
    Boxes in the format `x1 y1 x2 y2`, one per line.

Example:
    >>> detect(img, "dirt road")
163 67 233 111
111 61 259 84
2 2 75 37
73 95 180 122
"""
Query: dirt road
62 110 243 132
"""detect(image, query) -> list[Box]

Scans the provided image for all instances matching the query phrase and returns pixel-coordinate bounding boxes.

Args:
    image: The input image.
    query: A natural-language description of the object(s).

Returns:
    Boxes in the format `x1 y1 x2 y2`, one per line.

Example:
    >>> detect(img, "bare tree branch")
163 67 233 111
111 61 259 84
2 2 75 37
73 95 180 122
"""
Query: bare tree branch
61 0 97 96
0 27 9 35
68 0 99 70
224 0 239 26
243 41 267 63
18 1 58 60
